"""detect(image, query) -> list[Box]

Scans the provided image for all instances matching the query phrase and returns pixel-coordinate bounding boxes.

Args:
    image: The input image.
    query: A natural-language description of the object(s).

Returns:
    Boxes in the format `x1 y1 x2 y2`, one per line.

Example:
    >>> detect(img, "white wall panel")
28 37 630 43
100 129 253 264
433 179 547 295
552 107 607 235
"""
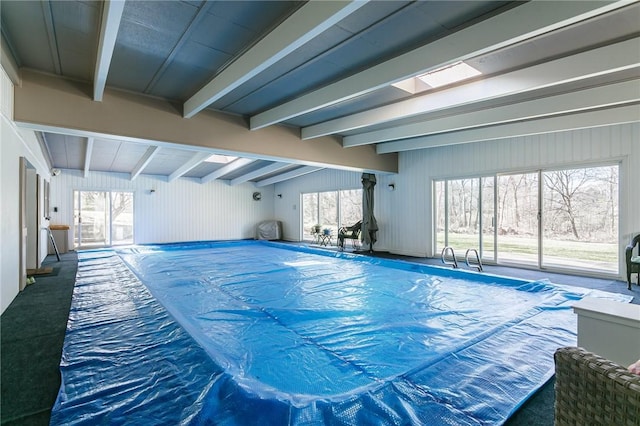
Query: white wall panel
274 169 368 241
1 66 12 120
49 171 275 248
1 65 51 314
274 123 638 274
394 123 639 278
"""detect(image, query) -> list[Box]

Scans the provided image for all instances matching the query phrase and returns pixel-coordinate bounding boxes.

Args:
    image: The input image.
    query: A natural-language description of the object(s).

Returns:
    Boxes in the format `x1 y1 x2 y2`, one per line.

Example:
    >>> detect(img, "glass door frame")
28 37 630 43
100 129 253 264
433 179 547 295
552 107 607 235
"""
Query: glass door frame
73 190 134 249
494 170 541 268
300 189 363 242
74 190 109 249
433 162 619 276
434 176 495 263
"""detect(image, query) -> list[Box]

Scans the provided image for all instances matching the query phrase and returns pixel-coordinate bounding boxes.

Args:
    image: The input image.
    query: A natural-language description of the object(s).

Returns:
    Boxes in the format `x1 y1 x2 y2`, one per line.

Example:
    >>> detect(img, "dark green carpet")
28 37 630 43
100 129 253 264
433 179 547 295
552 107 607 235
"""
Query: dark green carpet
6 248 635 425
1 252 77 426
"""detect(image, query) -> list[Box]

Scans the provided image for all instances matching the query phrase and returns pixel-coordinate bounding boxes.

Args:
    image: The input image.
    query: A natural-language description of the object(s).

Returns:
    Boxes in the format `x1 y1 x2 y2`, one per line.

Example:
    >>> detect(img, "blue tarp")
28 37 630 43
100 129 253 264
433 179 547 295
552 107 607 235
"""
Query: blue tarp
51 241 632 425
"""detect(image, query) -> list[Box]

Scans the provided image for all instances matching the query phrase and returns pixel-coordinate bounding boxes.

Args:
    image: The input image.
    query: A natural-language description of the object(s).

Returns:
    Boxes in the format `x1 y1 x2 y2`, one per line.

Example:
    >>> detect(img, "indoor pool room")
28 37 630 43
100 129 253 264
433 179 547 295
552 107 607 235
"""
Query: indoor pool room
2 1 639 425
49 241 631 425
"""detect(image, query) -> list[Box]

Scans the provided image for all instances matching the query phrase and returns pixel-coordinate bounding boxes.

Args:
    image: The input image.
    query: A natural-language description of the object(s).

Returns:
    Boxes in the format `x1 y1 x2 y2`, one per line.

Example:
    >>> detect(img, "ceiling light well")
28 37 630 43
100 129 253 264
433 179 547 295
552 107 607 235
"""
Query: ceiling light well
391 61 482 94
418 62 482 88
204 154 238 164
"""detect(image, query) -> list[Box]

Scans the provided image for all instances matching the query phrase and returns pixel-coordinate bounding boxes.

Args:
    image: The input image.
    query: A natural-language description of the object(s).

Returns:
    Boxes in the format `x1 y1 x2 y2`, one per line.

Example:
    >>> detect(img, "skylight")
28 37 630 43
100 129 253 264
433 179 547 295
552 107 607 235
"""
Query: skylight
417 62 481 88
204 154 237 164
390 61 482 94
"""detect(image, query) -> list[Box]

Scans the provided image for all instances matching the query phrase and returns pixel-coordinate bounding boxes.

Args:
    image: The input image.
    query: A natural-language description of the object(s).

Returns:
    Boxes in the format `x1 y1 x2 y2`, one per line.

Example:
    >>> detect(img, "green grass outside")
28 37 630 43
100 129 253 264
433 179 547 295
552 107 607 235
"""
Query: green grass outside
438 233 617 265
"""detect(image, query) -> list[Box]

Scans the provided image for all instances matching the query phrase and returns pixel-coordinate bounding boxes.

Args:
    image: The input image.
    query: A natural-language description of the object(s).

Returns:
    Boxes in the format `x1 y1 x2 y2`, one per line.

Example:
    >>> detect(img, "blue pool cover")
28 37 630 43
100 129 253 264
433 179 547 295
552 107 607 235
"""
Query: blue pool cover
51 241 632 425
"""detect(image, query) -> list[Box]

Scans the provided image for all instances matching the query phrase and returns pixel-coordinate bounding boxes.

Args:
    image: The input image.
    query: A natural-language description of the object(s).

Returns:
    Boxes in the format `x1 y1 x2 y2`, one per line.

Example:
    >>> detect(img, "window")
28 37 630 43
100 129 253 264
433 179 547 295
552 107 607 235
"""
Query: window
541 166 618 271
339 189 362 227
497 172 539 266
435 177 494 262
434 163 619 275
73 190 134 248
302 189 362 241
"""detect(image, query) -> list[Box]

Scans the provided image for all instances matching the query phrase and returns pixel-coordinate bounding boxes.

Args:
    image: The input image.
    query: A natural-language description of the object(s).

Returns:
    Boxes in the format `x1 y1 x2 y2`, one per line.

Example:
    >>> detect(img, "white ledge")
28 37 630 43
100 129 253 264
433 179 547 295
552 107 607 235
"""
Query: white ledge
573 297 640 329
572 297 640 366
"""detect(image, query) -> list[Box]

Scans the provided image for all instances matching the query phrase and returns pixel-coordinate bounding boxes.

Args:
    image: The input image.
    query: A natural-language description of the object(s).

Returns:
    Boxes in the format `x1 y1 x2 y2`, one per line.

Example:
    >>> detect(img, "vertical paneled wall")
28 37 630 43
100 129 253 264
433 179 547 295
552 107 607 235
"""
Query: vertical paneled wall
395 123 640 268
1 65 51 313
44 122 640 280
1 65 13 120
49 171 275 248
275 123 639 274
274 169 368 241
273 168 398 251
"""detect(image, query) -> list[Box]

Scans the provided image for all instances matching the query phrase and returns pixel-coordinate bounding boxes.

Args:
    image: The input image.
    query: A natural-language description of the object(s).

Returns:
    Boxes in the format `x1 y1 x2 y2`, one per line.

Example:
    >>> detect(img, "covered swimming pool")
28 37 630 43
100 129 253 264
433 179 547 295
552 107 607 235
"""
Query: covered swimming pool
51 241 631 425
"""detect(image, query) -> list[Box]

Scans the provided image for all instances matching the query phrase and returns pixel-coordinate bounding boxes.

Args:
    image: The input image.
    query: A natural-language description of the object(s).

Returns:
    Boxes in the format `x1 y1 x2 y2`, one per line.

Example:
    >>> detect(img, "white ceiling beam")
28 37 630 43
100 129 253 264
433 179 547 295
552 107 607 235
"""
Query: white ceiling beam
168 152 211 182
183 1 368 119
326 38 640 143
344 78 640 147
251 0 633 130
41 0 61 75
130 145 160 181
94 0 125 101
200 158 255 184
229 162 291 186
254 166 323 187
83 137 93 178
376 104 640 154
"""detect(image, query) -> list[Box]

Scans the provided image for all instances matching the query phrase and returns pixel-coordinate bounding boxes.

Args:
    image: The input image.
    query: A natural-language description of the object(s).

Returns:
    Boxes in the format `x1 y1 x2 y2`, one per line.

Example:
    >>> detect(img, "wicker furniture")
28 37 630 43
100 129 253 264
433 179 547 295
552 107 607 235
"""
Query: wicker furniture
554 347 640 425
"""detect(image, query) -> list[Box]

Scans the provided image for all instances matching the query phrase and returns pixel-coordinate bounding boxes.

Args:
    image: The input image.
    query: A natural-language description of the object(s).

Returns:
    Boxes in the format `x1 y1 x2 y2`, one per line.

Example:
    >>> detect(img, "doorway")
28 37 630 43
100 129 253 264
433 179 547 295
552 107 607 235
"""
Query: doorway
434 163 619 275
301 189 363 241
496 172 539 266
18 157 42 290
73 190 134 249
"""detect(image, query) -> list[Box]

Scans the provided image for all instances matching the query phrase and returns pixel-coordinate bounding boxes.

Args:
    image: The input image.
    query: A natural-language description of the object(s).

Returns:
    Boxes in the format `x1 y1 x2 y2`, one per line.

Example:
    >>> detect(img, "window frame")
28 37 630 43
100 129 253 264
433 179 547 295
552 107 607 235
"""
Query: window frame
301 189 362 241
433 161 620 276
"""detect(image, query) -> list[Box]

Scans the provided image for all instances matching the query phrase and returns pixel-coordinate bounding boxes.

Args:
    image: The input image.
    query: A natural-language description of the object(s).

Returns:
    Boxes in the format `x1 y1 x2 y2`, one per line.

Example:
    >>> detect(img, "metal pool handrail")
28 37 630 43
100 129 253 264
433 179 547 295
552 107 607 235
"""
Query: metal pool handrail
465 248 483 272
441 246 458 268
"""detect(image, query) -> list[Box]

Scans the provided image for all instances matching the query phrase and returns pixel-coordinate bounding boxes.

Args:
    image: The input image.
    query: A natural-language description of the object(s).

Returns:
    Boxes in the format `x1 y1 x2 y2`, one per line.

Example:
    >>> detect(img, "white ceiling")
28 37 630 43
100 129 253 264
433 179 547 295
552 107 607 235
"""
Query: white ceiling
2 0 639 184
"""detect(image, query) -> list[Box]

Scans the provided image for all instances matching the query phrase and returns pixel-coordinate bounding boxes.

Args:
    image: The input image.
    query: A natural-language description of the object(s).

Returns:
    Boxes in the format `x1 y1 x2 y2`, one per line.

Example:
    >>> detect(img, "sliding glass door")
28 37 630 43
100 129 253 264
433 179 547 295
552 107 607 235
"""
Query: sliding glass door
110 192 134 245
446 178 480 257
319 191 339 235
302 189 362 241
496 172 539 266
74 191 133 248
74 191 108 248
434 177 494 262
480 177 495 262
541 165 618 271
435 163 619 275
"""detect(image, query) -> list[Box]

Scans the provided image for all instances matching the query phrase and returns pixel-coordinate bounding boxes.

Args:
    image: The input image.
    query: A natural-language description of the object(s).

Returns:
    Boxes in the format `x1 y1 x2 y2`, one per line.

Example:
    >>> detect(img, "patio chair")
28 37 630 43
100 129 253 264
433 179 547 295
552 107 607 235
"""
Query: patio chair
554 347 640 425
626 234 640 290
337 221 361 251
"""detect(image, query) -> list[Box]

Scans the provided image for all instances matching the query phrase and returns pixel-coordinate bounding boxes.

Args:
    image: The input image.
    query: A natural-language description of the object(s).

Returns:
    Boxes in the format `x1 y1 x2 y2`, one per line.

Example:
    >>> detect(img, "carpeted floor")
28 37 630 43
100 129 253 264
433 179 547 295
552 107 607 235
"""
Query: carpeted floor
1 248 637 425
1 253 77 426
